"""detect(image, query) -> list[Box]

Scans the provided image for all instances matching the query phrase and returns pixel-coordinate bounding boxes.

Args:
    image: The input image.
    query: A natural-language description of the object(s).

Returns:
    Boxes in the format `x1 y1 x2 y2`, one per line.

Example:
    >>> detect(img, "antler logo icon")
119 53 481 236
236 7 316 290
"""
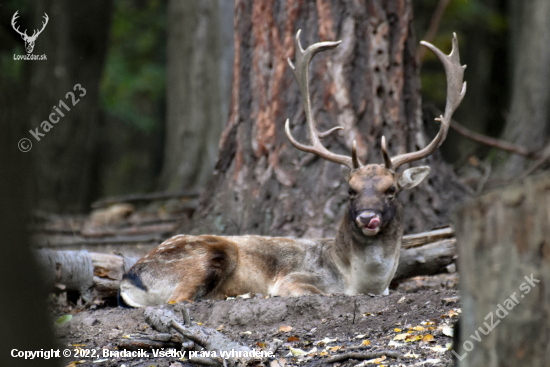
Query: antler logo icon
11 11 49 54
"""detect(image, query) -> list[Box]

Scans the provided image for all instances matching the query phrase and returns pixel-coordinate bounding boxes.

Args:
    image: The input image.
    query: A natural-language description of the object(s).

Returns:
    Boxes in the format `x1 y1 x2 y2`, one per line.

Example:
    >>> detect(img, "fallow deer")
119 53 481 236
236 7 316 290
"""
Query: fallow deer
120 31 466 307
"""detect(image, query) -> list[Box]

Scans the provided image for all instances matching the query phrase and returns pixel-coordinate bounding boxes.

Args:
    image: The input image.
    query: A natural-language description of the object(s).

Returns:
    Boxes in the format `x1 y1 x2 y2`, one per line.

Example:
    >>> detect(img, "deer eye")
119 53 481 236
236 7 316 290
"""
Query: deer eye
348 188 357 197
387 186 397 195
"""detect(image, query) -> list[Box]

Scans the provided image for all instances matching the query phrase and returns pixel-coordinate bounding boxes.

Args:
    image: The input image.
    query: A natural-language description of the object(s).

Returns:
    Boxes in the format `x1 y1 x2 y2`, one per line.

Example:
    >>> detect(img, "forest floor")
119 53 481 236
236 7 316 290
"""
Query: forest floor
54 273 459 367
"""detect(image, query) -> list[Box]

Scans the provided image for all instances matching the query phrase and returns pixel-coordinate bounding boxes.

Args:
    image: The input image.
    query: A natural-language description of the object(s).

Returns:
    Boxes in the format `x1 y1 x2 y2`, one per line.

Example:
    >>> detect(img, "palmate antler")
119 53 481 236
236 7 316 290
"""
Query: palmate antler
285 30 466 171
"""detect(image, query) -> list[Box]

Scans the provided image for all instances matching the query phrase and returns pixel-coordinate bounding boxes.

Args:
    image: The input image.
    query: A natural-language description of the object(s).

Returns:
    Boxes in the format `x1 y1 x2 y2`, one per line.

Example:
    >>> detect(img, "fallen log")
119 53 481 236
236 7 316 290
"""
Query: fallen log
35 249 138 302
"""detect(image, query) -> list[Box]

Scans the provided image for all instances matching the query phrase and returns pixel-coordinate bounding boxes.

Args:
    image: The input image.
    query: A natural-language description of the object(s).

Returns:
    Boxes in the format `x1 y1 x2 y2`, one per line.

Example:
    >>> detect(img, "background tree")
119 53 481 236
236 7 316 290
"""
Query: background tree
27 0 113 212
159 0 235 193
491 0 550 180
186 0 470 238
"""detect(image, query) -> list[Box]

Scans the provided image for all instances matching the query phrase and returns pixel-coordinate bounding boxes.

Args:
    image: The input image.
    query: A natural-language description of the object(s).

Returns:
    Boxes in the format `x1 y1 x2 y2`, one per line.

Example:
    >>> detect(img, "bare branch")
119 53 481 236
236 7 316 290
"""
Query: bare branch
417 0 451 64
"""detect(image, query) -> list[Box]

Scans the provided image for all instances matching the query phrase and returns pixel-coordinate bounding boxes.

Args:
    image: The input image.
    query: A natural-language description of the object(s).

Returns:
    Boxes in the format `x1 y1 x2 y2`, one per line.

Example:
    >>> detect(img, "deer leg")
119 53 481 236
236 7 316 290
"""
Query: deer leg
273 272 326 297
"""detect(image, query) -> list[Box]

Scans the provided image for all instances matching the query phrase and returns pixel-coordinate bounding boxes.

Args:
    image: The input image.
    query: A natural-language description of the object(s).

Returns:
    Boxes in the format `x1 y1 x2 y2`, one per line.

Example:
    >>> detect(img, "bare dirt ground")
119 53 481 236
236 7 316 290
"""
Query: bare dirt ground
54 274 459 367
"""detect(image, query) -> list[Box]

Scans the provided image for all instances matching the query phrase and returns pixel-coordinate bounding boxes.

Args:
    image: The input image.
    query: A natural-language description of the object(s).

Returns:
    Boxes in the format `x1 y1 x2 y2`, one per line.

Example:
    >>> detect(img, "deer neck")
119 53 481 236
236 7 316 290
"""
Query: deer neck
331 206 404 295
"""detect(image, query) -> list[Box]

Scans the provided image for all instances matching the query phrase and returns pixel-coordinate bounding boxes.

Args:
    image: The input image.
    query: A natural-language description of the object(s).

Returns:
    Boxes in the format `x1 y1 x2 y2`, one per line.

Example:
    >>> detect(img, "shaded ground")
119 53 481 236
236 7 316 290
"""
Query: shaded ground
55 274 459 367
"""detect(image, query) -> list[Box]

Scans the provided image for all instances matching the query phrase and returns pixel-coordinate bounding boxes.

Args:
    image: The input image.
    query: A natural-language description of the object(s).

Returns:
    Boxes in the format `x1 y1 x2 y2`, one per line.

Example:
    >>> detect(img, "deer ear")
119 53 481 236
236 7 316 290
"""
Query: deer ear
397 166 430 190
341 166 352 181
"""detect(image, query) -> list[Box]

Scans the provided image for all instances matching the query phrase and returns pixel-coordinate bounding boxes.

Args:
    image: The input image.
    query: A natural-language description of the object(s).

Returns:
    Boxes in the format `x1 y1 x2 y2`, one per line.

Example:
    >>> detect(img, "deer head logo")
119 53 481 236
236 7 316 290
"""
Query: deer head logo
11 11 49 54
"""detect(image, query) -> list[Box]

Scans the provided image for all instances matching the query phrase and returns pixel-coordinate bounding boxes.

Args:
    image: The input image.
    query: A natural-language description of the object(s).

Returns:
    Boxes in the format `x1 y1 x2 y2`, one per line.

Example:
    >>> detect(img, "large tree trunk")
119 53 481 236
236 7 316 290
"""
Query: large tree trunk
454 173 550 366
28 1 113 213
186 0 469 237
159 0 234 192
492 0 550 180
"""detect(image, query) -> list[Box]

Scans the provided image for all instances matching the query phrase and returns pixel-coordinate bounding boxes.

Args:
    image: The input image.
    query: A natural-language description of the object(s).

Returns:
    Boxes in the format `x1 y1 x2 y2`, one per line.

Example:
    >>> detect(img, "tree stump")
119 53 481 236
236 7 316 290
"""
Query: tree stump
453 173 550 366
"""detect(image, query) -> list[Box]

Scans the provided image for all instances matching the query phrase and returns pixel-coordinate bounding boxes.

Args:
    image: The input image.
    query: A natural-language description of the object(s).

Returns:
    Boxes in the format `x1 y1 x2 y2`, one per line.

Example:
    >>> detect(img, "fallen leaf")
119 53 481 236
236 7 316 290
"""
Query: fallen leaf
373 355 387 363
362 340 371 346
241 331 252 335
388 340 404 348
279 325 293 333
71 344 86 347
413 326 425 331
441 326 453 337
288 347 307 356
287 336 300 342
55 315 73 327
168 301 176 304
307 347 318 355
428 345 447 353
448 310 459 317
394 328 402 332
216 325 224 331
422 335 434 342
330 346 343 352
256 342 267 349
355 334 366 339
197 322 203 326
393 333 408 341
404 351 419 358
315 337 337 345
398 296 407 303
320 351 328 357
445 343 453 350
405 335 423 342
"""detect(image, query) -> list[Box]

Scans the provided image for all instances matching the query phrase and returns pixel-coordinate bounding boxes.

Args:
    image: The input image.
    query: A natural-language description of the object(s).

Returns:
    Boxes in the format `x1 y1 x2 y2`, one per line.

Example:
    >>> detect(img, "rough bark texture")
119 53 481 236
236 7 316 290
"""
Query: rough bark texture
454 173 550 366
186 0 469 237
492 0 550 180
160 0 234 192
36 249 137 301
28 0 113 212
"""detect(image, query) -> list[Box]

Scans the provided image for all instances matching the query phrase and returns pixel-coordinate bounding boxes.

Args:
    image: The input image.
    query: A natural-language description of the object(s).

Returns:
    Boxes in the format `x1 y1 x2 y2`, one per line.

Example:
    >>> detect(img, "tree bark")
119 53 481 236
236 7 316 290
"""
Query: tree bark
492 0 550 180
186 0 469 237
28 1 113 213
453 173 550 366
160 0 234 192
36 249 137 301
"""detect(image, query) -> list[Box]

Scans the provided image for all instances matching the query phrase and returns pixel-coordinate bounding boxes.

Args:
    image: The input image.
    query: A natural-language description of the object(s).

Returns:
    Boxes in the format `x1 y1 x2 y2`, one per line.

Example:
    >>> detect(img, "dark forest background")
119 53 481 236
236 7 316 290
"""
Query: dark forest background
1 0 548 233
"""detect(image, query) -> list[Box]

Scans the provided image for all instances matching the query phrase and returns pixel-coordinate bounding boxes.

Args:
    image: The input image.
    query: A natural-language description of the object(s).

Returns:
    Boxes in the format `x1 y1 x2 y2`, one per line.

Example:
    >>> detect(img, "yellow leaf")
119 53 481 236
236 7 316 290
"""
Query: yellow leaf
217 325 224 331
71 344 86 347
373 355 387 363
197 322 203 326
320 351 328 357
279 325 293 333
330 346 342 352
422 334 434 342
362 340 371 346
394 328 402 332
413 326 425 331
168 301 176 304
393 333 408 340
256 342 267 349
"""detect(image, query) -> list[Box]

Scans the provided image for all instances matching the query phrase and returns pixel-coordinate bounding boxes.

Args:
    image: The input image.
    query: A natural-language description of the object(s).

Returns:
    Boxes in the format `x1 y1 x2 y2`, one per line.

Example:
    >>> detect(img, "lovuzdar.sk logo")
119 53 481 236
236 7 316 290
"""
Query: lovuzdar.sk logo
11 10 48 61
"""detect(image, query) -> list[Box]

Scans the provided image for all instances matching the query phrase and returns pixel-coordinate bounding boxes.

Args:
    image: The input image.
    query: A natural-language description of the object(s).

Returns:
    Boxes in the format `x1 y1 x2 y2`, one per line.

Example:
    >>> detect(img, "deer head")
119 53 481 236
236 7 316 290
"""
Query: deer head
286 30 466 237
11 11 49 54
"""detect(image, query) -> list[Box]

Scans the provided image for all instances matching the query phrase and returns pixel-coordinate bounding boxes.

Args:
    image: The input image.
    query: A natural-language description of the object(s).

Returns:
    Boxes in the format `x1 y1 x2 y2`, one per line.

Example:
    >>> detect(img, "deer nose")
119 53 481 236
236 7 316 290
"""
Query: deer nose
356 210 381 230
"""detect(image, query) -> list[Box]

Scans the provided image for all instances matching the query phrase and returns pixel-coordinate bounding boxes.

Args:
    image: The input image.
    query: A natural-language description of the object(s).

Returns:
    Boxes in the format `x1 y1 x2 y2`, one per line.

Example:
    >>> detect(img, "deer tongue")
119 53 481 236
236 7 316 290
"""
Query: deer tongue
367 217 380 230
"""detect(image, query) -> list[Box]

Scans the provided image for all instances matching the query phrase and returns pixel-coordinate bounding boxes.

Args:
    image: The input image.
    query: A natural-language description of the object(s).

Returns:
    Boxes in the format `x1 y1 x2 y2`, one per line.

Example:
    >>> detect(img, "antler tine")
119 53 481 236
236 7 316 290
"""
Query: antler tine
286 30 361 169
390 33 467 170
34 13 49 38
11 11 28 37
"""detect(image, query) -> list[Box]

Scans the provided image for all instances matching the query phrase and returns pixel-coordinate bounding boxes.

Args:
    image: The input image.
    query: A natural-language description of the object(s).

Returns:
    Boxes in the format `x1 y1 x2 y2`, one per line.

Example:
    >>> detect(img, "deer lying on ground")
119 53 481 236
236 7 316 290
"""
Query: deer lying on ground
120 31 466 307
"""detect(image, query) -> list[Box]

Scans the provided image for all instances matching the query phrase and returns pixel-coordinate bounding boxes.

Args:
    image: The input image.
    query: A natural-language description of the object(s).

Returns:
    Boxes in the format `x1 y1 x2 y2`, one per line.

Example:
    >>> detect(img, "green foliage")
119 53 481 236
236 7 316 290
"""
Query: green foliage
100 0 166 132
415 0 508 104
